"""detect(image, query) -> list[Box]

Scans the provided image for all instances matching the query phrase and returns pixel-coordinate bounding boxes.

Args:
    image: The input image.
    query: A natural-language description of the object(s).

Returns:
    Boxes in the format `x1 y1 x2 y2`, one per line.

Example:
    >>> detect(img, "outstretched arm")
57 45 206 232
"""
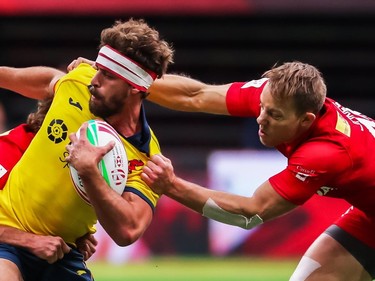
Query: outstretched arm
141 154 296 229
65 58 231 115
0 66 64 99
147 74 232 115
65 57 232 114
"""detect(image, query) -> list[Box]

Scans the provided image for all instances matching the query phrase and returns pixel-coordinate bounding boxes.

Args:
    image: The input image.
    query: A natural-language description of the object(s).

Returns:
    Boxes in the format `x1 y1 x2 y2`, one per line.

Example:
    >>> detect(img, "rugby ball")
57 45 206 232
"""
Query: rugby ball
69 119 128 204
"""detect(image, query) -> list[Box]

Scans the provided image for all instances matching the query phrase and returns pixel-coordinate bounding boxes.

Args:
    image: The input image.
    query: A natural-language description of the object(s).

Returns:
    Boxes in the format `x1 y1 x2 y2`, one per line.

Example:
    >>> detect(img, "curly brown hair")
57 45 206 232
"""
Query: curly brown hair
99 18 174 79
25 97 53 133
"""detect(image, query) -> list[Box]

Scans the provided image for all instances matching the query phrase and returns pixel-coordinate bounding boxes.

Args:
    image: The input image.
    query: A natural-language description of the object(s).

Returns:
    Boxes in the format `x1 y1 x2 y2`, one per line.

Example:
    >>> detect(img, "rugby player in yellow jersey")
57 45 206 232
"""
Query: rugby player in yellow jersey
0 18 174 281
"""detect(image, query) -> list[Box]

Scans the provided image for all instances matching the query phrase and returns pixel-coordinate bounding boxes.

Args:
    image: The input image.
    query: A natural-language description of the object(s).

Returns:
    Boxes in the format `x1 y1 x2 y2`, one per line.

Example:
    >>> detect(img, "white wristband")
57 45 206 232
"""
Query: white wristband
202 198 263 230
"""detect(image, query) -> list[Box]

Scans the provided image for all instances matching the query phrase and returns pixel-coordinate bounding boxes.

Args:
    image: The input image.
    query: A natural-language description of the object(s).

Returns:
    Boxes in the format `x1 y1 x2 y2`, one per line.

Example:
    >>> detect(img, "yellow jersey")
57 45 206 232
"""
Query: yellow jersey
0 63 160 244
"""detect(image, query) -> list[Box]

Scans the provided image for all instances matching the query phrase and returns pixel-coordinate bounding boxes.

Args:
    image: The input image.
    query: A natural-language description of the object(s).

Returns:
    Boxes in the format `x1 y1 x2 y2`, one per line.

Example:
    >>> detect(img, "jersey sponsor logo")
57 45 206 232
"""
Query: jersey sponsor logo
0 164 7 178
128 159 144 174
334 101 375 138
335 111 351 137
76 270 87 276
293 165 316 182
60 150 70 168
47 119 68 144
316 186 334 196
241 78 268 89
296 172 309 182
69 97 83 111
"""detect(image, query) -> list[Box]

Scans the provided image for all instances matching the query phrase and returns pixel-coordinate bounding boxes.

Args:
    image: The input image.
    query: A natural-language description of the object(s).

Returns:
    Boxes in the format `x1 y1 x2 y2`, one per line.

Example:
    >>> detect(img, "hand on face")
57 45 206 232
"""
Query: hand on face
141 154 177 195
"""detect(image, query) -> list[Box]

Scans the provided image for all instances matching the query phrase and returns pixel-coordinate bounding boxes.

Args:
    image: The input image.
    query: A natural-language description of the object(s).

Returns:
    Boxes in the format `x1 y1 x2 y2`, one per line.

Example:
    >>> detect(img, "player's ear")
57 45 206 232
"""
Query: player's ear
130 87 140 95
130 87 148 99
301 112 316 128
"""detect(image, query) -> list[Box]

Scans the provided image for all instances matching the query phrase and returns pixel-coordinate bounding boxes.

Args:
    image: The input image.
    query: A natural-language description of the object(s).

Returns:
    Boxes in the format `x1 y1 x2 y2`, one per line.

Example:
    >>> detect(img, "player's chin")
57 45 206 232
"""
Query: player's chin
259 136 276 148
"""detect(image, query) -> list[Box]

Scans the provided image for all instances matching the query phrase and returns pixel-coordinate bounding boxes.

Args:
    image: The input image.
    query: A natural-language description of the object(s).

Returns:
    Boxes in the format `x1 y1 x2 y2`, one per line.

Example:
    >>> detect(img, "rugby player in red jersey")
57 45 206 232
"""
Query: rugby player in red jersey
142 61 375 281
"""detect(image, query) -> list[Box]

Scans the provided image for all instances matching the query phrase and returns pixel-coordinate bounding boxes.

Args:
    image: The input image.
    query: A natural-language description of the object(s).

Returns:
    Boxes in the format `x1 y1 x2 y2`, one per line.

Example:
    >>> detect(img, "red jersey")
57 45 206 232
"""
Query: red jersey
226 79 375 248
0 124 35 189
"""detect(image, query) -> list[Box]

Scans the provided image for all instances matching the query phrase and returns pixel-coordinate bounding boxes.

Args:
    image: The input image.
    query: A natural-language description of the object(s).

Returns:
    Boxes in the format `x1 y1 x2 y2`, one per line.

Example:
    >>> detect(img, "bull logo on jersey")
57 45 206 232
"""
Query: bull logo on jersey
128 159 144 174
47 119 68 144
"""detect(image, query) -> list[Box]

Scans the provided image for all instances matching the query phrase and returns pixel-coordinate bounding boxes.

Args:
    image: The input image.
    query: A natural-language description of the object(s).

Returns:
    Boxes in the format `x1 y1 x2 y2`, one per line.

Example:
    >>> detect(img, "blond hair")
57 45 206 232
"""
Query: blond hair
262 62 327 116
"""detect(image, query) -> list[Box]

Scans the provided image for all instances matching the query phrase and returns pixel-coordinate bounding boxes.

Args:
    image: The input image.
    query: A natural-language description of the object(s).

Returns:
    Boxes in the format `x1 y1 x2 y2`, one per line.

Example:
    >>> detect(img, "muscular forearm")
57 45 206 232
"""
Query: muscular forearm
165 177 252 215
0 225 71 263
81 172 128 241
142 154 297 227
0 66 64 99
80 170 151 247
0 226 36 247
165 177 295 222
148 74 230 115
162 177 209 213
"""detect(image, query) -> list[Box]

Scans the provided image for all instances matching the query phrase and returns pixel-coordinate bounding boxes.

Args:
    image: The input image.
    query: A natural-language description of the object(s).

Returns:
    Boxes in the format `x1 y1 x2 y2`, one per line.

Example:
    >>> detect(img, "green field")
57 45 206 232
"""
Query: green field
88 256 298 281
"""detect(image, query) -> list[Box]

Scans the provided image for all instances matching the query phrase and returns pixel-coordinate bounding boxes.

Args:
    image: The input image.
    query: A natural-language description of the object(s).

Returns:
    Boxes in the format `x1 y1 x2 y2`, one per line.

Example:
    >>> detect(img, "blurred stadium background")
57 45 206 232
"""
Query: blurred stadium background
1 0 375 279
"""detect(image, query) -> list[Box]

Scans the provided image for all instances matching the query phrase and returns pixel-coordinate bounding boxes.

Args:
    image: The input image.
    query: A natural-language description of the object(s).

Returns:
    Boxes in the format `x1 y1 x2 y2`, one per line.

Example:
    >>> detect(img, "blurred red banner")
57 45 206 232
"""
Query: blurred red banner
0 0 252 16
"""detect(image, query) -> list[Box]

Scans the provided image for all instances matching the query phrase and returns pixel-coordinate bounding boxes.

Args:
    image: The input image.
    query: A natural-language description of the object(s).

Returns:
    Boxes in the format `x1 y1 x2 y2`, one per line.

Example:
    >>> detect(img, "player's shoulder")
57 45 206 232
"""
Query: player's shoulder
56 63 96 88
241 78 269 89
148 127 161 155
0 124 34 142
292 139 351 173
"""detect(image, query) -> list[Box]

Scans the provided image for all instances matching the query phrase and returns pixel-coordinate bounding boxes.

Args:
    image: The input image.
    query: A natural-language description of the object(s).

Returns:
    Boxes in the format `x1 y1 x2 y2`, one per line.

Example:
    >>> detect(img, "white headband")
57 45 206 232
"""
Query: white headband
95 45 157 92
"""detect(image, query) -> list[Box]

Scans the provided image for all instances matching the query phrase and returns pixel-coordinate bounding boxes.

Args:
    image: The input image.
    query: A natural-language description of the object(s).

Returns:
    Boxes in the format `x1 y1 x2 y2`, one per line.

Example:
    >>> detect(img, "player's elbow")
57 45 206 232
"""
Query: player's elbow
112 227 143 247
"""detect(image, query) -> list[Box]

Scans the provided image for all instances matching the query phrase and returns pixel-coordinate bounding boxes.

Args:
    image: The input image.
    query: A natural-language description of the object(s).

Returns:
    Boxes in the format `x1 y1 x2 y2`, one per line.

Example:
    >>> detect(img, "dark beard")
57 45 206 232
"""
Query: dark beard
89 98 123 118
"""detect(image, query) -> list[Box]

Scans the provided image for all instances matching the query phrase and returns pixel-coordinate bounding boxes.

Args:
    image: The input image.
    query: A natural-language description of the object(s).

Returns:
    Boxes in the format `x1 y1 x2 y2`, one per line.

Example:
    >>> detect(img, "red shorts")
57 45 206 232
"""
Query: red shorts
334 206 375 249
325 224 375 278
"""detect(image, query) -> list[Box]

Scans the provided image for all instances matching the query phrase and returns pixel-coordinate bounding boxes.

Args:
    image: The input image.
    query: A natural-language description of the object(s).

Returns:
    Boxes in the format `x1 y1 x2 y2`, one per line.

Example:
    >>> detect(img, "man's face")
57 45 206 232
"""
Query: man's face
256 84 308 147
88 68 131 118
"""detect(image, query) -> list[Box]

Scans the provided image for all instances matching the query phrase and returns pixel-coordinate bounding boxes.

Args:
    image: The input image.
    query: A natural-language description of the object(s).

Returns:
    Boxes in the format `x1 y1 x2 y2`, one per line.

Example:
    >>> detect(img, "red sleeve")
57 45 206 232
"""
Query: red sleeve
225 78 268 117
0 124 35 189
269 141 352 205
269 168 318 205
